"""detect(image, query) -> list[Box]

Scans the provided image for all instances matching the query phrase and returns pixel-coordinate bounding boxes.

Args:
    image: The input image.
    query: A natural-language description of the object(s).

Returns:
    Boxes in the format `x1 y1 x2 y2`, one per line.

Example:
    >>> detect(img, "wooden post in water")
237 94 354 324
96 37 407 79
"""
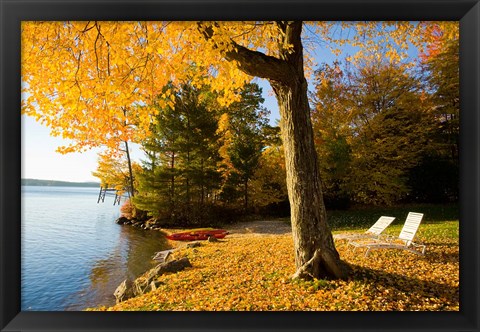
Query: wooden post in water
114 191 122 206
97 185 122 204
97 187 106 203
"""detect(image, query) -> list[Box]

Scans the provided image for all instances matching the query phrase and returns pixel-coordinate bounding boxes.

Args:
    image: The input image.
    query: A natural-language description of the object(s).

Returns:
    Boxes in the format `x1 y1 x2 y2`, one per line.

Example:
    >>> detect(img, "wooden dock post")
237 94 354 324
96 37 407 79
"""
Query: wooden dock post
114 192 122 206
97 187 106 203
97 185 128 205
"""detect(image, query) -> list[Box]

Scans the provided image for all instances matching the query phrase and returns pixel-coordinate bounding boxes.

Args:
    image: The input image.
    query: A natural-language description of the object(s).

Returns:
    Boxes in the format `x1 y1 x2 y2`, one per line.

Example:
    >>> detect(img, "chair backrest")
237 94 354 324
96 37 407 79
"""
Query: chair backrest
398 212 424 244
366 216 395 235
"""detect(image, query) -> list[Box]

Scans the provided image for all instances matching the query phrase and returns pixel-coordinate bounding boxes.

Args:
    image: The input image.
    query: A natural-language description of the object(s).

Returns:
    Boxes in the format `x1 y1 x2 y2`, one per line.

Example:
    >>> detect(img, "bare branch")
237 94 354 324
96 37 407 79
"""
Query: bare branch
80 21 95 33
94 22 112 78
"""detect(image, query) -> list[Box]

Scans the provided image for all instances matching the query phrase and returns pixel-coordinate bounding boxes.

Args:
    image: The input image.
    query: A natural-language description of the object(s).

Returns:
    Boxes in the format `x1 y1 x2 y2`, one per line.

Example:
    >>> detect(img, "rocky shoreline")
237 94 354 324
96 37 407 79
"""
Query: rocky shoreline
113 256 192 303
115 216 165 231
111 216 226 305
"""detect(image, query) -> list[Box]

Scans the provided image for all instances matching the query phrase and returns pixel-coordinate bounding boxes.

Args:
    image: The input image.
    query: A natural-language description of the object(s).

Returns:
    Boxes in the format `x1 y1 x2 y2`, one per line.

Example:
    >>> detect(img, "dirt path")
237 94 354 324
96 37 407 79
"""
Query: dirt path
160 219 293 240
225 219 292 238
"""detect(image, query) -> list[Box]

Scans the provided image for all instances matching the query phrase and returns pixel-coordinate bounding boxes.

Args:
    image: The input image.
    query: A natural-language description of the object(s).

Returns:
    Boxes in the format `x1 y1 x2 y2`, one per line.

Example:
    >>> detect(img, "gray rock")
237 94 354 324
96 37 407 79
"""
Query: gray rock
114 257 192 302
152 249 175 263
116 217 129 225
113 279 135 303
147 257 192 277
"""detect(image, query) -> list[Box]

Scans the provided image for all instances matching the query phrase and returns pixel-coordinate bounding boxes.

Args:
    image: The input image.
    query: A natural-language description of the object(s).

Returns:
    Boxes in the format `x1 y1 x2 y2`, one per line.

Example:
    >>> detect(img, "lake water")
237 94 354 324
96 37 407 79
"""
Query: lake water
21 186 171 311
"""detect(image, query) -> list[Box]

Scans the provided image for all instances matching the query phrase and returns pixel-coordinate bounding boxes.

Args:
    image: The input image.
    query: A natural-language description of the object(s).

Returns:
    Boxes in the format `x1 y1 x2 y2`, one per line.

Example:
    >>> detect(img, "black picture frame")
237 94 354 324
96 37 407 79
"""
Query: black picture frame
1 0 478 331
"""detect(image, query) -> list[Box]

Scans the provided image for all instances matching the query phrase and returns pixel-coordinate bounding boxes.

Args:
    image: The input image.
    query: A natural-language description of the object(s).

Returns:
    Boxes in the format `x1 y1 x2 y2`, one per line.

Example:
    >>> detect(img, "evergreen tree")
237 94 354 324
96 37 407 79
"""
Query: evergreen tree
133 83 222 225
217 83 269 211
133 84 184 221
174 84 222 208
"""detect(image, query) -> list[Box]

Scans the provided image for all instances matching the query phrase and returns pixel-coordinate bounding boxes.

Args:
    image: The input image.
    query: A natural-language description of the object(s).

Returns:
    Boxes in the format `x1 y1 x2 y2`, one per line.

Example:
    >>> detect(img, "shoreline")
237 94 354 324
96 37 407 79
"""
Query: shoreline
89 218 293 310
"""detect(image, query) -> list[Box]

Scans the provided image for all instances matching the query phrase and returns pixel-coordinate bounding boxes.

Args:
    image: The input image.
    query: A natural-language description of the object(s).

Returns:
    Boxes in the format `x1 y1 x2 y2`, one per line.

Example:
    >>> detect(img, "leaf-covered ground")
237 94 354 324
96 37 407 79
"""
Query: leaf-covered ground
92 220 458 311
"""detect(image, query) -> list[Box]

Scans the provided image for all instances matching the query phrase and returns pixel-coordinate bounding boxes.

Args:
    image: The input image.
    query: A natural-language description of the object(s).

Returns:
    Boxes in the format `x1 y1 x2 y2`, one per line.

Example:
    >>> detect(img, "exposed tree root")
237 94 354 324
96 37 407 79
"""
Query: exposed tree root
292 248 351 280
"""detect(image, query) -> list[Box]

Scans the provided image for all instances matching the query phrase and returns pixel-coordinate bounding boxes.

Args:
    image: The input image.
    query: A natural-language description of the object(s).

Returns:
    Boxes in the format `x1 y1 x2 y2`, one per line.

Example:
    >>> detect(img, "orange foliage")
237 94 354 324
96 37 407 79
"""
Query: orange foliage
418 22 459 62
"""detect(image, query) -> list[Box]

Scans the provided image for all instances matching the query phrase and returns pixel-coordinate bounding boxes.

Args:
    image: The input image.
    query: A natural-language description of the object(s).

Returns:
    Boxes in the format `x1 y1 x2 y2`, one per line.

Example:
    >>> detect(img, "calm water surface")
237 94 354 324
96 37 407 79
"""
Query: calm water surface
21 186 171 311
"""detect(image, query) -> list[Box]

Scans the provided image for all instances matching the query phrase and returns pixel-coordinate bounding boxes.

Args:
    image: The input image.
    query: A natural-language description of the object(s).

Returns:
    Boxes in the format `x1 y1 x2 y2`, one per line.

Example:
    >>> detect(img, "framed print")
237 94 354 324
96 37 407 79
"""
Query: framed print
1 0 479 331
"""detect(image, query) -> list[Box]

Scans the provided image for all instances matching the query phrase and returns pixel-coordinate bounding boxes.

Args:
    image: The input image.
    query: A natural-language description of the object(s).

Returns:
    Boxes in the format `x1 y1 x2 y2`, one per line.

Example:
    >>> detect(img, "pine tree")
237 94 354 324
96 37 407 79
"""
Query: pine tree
133 82 222 225
133 85 184 222
217 83 269 211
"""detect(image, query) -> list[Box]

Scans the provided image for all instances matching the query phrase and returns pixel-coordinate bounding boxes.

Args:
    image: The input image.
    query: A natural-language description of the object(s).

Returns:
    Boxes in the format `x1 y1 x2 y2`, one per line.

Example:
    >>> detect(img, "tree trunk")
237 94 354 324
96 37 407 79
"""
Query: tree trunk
200 158 205 205
244 178 248 211
198 21 350 280
121 107 135 198
170 151 176 216
271 78 349 280
124 141 135 197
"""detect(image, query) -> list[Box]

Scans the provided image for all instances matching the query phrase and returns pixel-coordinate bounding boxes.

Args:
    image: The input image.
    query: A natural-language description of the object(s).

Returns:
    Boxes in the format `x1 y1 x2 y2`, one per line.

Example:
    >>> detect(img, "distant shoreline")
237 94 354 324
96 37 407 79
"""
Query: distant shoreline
22 178 100 188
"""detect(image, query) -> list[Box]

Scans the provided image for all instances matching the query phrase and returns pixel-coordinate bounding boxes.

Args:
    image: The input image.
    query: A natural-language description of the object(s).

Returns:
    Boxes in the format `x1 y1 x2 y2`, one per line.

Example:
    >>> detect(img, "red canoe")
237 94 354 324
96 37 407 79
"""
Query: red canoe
166 229 229 241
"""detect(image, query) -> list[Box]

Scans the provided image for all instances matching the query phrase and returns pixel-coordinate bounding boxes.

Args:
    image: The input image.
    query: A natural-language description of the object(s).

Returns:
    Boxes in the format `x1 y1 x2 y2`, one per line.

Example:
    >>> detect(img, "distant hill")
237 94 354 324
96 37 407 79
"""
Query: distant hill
22 178 100 188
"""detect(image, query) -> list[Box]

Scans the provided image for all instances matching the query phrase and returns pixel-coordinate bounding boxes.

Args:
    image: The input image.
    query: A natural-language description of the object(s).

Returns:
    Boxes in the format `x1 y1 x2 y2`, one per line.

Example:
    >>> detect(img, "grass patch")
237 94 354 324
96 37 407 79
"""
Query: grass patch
271 203 459 233
327 203 459 231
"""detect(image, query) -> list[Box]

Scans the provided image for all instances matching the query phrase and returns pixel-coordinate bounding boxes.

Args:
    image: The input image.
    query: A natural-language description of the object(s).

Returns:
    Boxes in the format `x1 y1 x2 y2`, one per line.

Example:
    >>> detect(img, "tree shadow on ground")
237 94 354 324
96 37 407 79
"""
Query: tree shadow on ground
424 250 459 264
347 263 459 307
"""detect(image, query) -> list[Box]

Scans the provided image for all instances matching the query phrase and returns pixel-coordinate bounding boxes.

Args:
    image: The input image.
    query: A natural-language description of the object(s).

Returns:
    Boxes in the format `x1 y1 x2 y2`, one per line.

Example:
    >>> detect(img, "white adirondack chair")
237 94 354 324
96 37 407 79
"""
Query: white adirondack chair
334 216 395 241
348 212 426 256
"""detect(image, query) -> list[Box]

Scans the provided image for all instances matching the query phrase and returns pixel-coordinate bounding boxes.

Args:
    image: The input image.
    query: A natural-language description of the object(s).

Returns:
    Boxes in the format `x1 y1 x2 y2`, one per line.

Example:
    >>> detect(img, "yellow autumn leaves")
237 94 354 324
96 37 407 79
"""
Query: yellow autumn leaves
22 21 253 154
22 21 458 157
91 221 458 311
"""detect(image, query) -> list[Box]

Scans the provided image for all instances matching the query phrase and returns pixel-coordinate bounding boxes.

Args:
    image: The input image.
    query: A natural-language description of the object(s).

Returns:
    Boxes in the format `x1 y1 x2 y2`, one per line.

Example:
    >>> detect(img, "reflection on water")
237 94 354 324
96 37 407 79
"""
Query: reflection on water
69 226 172 310
22 186 171 311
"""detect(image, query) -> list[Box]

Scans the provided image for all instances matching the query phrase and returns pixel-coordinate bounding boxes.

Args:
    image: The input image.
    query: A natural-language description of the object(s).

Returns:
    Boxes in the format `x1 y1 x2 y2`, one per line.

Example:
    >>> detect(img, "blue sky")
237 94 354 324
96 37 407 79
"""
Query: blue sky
22 115 108 182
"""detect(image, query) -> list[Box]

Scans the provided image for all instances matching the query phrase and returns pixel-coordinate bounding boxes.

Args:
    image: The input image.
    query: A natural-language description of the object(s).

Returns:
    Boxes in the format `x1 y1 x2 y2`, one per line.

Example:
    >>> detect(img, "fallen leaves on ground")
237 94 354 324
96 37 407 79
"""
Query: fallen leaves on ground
92 221 459 311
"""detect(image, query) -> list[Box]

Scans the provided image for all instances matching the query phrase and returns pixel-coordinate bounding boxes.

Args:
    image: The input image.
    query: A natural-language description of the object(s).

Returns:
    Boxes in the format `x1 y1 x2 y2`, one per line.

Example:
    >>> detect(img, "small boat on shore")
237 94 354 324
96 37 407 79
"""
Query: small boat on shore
166 228 229 241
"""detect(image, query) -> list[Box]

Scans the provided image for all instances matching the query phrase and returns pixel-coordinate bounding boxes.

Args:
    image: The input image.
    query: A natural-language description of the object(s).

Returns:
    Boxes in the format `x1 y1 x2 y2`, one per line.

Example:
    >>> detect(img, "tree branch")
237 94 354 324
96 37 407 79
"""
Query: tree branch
197 22 294 83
